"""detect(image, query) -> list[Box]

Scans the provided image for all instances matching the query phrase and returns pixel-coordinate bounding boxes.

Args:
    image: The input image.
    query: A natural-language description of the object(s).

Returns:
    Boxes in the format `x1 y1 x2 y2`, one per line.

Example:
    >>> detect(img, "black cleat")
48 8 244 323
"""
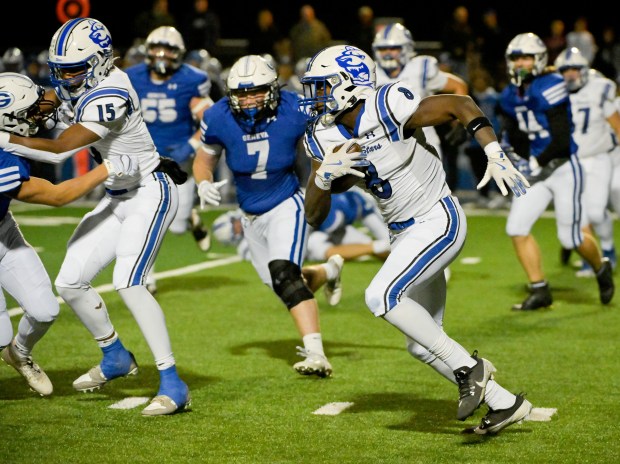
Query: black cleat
453 351 496 421
512 282 552 311
596 258 614 304
190 208 211 252
463 394 532 435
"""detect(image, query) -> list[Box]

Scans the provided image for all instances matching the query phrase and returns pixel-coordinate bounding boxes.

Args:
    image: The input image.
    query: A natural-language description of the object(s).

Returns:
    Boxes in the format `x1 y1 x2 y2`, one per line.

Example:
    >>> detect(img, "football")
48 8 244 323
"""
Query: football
330 142 366 193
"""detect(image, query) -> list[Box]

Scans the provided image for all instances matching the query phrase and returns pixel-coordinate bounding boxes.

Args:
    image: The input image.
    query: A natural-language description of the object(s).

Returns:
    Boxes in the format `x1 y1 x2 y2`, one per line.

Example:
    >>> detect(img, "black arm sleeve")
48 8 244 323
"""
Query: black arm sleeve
537 102 572 166
499 109 530 159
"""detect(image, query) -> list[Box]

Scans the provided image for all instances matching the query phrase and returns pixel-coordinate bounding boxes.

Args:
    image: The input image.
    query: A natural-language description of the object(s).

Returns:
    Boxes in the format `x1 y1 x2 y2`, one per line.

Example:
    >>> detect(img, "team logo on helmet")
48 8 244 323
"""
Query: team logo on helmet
0 91 14 109
89 21 112 48
335 46 372 86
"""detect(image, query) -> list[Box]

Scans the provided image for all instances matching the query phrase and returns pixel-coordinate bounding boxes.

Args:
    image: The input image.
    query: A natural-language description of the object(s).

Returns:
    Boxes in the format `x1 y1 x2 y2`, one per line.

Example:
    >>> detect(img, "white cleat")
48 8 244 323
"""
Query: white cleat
142 393 192 416
293 347 332 378
1 342 53 396
324 254 344 306
73 355 138 392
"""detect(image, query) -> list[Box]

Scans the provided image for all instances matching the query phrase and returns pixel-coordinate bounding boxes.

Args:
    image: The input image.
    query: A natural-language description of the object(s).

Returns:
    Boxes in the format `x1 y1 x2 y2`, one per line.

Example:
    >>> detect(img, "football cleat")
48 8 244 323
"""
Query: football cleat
142 366 191 416
453 351 496 421
324 254 344 306
512 282 552 311
596 258 614 304
73 340 138 392
1 341 53 396
190 208 211 252
293 347 332 378
463 394 532 435
560 247 572 266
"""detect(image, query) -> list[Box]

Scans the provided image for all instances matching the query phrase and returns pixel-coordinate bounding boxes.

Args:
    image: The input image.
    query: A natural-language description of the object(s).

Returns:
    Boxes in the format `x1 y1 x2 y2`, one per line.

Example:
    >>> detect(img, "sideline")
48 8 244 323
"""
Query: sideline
8 255 242 318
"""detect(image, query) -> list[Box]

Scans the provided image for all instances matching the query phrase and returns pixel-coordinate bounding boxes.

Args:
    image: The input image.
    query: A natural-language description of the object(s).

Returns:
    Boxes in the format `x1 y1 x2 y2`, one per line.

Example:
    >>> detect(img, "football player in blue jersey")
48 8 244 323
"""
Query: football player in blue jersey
499 33 614 310
0 72 136 397
0 18 191 416
126 26 213 293
193 55 334 377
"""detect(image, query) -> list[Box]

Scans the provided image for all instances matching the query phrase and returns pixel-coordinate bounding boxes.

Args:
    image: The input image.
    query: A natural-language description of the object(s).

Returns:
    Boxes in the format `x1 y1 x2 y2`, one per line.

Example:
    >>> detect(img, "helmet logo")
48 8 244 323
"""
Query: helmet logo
0 91 14 109
335 46 371 86
89 21 111 48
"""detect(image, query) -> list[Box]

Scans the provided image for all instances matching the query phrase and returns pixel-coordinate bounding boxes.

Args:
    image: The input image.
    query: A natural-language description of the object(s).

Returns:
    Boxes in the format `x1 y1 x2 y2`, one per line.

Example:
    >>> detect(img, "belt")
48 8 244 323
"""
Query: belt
105 187 129 196
388 217 415 231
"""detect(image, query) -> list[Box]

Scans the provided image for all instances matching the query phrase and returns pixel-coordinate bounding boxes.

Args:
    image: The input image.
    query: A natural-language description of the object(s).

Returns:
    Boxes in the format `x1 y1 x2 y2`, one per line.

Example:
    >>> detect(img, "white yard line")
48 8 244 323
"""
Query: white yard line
8 254 242 318
313 402 355 415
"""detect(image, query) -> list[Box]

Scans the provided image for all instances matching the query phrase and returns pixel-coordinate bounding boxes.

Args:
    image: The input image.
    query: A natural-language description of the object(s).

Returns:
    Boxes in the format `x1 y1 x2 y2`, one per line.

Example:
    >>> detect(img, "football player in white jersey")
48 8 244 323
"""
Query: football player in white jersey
194 55 334 377
300 44 532 435
372 23 468 158
0 18 190 416
554 48 620 276
0 73 135 397
126 26 214 294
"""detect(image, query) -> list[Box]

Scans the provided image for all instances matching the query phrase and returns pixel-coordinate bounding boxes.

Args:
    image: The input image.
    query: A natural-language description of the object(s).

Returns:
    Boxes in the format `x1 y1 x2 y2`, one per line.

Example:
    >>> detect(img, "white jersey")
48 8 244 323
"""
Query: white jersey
73 67 161 190
569 70 618 159
376 55 448 97
376 55 448 152
304 83 450 225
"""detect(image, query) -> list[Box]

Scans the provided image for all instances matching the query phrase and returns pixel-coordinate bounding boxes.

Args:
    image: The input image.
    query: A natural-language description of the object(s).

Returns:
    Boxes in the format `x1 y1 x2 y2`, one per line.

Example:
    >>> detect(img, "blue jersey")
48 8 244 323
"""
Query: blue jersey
126 63 210 159
319 190 378 233
200 91 308 215
0 148 30 220
500 72 577 158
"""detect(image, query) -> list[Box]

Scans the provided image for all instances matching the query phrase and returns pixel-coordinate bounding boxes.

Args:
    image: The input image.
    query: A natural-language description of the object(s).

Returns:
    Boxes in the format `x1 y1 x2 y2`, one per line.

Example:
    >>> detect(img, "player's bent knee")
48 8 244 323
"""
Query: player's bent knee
365 286 387 316
268 260 313 310
55 257 86 289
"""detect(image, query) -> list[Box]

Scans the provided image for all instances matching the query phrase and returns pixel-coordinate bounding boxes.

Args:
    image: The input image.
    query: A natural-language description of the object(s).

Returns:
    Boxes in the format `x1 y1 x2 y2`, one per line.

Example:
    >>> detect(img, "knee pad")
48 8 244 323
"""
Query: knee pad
268 260 313 310
365 285 388 317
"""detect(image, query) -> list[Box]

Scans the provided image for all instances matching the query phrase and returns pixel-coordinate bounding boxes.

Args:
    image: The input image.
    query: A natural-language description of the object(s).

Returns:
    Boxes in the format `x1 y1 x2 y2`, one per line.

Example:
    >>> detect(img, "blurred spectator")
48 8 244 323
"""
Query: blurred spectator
248 9 286 59
289 5 332 62
441 5 476 80
181 0 221 54
133 0 177 42
26 50 51 88
544 19 567 65
348 6 375 55
122 43 148 69
566 16 597 64
592 25 620 83
476 9 507 87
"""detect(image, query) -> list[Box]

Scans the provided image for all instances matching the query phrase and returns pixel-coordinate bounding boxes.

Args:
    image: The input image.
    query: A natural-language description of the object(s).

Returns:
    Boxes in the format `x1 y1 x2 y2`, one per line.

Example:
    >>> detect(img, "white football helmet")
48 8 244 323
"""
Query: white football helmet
0 73 55 136
372 23 415 73
299 45 375 125
227 55 280 126
146 26 186 76
212 210 244 246
48 18 114 102
2 47 25 74
554 47 590 91
505 33 548 86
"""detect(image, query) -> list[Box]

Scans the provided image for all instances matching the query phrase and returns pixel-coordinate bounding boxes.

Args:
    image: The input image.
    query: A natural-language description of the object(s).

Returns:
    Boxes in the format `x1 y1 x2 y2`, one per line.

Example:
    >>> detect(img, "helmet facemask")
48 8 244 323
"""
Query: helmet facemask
228 83 279 127
0 74 57 136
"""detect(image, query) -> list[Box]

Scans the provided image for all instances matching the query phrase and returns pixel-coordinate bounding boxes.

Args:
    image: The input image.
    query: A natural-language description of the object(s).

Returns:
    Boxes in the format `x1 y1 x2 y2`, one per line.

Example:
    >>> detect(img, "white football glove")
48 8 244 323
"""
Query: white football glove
197 179 228 208
315 140 369 190
103 155 138 178
477 142 530 197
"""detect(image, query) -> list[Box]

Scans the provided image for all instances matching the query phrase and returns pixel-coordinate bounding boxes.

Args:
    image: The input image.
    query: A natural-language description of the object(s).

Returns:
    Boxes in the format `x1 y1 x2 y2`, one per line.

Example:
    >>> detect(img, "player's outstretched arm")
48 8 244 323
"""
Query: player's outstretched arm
15 157 135 206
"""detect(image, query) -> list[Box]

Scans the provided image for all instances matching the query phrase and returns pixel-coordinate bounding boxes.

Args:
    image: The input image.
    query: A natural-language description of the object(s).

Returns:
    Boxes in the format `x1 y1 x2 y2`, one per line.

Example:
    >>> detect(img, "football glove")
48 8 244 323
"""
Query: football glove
103 155 137 178
477 142 529 197
315 140 369 190
197 179 228 208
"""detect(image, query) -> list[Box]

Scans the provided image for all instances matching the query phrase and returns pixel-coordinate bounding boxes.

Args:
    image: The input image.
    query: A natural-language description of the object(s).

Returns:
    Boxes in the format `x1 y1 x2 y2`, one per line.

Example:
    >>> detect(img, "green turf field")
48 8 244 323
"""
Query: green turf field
1 203 619 464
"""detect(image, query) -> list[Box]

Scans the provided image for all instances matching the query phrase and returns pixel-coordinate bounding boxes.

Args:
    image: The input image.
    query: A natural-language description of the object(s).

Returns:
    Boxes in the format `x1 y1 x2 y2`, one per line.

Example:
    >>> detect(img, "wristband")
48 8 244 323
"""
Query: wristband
466 117 492 137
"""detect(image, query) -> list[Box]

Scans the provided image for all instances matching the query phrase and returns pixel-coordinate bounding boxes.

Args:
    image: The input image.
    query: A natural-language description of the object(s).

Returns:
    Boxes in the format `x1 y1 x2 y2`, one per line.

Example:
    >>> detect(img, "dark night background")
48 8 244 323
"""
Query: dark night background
1 1 612 60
